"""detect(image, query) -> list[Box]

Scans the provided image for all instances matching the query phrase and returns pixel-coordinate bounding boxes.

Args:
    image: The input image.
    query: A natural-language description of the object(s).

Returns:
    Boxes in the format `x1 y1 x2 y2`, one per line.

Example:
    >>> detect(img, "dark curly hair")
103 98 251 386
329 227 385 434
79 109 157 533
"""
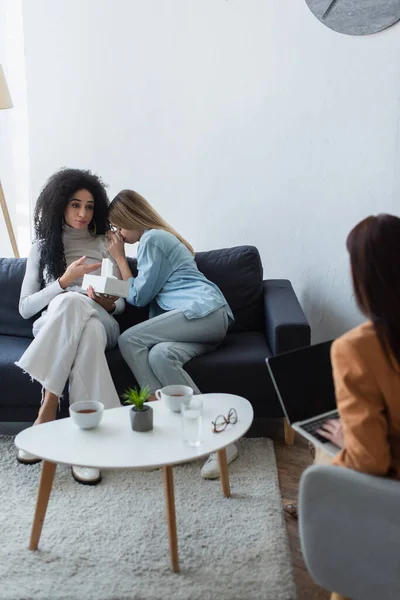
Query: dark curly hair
34 168 109 286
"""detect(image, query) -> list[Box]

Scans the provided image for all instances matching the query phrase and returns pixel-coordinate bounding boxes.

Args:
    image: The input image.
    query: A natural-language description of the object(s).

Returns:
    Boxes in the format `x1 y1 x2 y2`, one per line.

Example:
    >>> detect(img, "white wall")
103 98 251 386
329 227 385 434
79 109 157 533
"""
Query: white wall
22 0 400 342
0 2 17 257
0 0 31 258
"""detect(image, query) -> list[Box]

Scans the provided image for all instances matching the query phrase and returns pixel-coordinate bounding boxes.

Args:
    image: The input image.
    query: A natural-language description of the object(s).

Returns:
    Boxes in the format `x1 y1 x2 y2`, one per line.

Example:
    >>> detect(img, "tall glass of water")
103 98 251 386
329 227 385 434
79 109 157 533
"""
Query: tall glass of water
181 397 202 447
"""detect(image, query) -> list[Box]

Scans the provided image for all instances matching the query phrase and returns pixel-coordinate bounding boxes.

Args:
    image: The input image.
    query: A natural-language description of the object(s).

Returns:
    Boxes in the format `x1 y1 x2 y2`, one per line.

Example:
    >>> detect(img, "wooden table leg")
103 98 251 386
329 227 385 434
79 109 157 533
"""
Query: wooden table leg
284 418 295 445
217 448 231 498
163 465 179 573
29 461 57 550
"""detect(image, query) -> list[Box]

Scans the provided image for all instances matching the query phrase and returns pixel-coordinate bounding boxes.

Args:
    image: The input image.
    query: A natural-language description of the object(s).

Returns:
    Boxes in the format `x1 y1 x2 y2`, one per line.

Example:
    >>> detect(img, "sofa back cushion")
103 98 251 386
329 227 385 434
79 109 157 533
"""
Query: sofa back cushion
195 245 263 332
0 258 37 338
0 257 147 338
119 246 264 333
0 245 264 337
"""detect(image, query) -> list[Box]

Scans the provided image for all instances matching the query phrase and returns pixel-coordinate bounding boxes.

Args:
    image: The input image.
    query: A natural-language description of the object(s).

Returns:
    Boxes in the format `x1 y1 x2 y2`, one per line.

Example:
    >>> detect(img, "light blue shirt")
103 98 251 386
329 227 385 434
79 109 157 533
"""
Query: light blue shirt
127 229 234 323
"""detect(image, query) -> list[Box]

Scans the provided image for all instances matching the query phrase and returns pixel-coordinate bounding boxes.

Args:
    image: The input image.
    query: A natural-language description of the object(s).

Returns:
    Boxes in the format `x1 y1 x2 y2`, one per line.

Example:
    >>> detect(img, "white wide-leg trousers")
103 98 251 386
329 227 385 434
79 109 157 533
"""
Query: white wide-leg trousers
16 292 121 408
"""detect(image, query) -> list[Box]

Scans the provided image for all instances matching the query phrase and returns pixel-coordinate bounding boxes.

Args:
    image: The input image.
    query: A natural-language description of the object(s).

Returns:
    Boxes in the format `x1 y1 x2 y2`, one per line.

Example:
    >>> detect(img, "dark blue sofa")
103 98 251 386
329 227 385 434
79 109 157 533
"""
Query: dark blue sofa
0 245 310 422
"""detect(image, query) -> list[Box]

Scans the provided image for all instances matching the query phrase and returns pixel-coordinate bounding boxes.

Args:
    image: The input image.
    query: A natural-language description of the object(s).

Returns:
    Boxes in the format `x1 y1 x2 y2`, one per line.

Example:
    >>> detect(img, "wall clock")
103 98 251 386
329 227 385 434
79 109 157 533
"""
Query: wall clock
305 0 400 35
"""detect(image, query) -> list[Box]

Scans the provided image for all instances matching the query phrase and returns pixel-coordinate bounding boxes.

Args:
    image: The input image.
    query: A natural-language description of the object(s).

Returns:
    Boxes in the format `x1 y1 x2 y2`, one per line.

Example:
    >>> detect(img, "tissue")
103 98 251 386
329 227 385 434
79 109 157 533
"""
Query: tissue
101 258 115 278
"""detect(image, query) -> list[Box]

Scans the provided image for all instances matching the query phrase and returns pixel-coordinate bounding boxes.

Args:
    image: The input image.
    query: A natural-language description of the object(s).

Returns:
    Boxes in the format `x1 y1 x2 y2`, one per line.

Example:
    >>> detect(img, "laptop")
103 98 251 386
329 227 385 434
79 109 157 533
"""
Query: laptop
266 340 341 456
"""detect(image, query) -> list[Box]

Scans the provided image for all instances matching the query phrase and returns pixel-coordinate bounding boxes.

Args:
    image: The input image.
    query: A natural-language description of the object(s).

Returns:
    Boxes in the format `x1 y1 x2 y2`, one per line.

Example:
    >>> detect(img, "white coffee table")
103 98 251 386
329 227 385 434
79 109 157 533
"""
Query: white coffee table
15 393 253 572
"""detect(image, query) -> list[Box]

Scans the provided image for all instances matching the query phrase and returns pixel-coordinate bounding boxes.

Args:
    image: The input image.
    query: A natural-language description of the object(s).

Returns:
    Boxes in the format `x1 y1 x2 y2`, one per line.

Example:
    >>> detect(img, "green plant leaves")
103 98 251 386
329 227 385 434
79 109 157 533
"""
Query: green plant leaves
122 386 151 411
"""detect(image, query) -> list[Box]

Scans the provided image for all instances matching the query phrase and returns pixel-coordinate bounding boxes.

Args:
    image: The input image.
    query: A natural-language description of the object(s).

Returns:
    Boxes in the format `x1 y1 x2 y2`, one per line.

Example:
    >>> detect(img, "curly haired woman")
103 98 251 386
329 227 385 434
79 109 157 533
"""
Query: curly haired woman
15 168 124 485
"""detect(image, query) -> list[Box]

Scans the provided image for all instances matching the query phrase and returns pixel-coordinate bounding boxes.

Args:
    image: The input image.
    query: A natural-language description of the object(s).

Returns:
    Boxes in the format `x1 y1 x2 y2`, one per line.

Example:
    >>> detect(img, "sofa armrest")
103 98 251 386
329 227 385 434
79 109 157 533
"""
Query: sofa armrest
263 280 310 355
299 465 400 600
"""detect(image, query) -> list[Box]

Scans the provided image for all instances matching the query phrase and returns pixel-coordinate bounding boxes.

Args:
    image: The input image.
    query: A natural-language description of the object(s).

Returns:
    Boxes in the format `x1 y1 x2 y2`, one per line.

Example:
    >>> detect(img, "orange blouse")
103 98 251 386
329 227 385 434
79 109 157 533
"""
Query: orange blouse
331 321 400 479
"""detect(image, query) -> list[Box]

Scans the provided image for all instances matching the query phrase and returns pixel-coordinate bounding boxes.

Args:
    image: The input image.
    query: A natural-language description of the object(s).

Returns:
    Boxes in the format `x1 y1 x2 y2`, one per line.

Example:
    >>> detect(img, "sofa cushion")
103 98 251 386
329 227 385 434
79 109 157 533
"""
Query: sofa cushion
0 336 129 415
0 335 41 405
184 330 283 418
0 257 147 338
0 259 37 338
1 332 284 421
195 246 264 333
106 345 138 398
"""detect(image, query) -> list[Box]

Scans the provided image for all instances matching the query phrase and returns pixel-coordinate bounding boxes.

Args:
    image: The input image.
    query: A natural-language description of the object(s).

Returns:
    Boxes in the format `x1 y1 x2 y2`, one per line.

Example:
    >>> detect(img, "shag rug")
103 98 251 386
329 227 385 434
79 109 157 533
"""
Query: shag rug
0 436 295 600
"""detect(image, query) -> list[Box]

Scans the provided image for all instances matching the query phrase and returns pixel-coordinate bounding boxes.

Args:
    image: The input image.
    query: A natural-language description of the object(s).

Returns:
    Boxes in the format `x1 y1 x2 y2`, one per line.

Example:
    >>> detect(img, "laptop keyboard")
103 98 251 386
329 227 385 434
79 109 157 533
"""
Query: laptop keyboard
301 416 337 444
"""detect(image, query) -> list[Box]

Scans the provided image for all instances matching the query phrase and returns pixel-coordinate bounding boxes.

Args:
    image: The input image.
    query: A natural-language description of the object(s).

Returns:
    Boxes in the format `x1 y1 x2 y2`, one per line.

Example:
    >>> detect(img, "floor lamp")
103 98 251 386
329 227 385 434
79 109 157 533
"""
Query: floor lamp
0 65 19 258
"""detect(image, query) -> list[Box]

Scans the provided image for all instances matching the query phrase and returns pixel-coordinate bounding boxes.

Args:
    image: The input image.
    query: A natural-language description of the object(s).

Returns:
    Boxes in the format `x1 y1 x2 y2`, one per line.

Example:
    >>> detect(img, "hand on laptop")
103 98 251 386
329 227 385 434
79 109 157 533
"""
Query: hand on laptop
316 418 344 448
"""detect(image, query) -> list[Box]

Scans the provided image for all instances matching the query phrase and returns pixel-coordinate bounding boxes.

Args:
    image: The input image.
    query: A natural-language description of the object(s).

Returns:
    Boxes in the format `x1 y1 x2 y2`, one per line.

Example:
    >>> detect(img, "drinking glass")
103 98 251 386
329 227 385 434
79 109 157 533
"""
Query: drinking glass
181 397 203 447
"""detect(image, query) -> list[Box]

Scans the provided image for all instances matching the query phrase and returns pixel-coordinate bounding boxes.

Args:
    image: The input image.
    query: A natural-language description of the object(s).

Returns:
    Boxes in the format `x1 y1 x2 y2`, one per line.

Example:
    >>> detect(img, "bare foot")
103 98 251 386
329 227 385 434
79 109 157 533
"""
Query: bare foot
34 408 57 425
33 390 58 425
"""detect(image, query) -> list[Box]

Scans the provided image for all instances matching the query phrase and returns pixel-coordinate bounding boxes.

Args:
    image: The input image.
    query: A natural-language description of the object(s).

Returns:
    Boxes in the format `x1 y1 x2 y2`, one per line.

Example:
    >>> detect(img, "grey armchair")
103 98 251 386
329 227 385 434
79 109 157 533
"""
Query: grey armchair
299 465 400 600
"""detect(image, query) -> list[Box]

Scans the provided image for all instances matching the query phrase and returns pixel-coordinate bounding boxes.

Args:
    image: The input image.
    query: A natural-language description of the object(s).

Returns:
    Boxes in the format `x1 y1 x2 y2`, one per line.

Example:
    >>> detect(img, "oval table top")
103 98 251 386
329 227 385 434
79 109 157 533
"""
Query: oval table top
15 393 254 469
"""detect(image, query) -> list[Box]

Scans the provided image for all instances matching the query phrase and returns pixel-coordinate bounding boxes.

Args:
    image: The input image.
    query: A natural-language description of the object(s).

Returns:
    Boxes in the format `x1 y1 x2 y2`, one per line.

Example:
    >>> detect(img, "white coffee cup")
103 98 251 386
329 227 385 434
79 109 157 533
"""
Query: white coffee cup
70 401 104 429
155 385 193 412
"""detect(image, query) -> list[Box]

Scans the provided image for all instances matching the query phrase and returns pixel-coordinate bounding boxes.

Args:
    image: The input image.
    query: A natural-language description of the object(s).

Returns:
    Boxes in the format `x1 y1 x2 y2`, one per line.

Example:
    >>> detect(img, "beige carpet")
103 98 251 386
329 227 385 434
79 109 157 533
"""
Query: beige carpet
0 436 295 600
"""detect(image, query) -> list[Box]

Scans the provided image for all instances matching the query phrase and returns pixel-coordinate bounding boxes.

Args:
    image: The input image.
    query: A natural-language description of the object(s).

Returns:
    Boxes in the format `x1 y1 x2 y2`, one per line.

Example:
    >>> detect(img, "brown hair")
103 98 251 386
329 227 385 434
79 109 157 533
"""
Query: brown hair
347 214 400 368
108 189 194 254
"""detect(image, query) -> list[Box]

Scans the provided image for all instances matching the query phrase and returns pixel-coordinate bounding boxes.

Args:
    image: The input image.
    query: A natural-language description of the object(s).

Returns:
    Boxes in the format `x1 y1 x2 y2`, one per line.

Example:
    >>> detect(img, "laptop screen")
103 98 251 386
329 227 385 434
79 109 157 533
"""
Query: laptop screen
266 340 336 424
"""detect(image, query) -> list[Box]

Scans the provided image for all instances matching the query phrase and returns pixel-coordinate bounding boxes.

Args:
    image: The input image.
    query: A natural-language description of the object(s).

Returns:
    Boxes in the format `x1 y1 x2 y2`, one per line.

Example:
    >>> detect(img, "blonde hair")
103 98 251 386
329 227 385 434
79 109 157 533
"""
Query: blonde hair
109 189 194 255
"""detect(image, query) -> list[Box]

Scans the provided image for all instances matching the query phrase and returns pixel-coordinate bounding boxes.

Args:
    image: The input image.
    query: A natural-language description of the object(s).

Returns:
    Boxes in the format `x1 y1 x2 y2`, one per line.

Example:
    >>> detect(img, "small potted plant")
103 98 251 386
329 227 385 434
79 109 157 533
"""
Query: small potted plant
123 386 153 432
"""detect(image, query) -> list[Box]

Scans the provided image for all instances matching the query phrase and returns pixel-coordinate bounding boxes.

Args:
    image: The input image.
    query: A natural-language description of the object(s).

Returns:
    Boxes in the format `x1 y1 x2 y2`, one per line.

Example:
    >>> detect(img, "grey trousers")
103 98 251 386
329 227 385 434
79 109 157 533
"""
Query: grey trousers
118 307 229 394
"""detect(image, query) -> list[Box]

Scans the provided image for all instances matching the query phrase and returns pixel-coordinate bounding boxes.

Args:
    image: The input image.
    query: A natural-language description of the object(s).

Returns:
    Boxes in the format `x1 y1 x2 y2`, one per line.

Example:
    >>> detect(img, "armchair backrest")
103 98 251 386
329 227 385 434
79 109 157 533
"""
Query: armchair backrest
299 465 400 600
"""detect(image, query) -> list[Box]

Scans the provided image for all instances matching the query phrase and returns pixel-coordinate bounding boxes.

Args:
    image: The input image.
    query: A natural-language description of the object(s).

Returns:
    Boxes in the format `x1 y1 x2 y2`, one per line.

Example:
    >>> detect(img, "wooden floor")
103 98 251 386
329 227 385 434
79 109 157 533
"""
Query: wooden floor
275 434 330 599
249 419 330 600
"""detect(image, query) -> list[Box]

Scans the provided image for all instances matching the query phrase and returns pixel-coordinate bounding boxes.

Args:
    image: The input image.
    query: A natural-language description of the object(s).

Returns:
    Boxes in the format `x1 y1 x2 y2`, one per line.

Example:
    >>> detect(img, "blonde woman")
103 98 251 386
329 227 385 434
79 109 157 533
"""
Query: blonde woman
108 189 236 479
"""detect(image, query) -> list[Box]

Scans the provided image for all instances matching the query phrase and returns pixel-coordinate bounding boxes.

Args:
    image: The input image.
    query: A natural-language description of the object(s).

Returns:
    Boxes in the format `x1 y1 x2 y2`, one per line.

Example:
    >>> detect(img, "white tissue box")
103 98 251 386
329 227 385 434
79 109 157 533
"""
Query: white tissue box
82 275 129 298
82 274 130 298
82 258 130 298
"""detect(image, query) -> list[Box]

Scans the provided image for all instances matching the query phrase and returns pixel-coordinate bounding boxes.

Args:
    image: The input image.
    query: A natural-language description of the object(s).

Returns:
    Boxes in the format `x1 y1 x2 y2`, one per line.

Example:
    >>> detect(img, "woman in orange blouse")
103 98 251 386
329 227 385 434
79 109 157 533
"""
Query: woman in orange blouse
318 214 400 478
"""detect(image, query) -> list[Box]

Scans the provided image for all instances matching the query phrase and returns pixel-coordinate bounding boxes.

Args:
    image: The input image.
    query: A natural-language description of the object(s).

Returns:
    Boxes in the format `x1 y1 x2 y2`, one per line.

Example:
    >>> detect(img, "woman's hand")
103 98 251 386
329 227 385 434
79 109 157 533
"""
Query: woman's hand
59 256 101 289
107 231 126 262
107 231 133 280
316 418 344 448
87 286 118 313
